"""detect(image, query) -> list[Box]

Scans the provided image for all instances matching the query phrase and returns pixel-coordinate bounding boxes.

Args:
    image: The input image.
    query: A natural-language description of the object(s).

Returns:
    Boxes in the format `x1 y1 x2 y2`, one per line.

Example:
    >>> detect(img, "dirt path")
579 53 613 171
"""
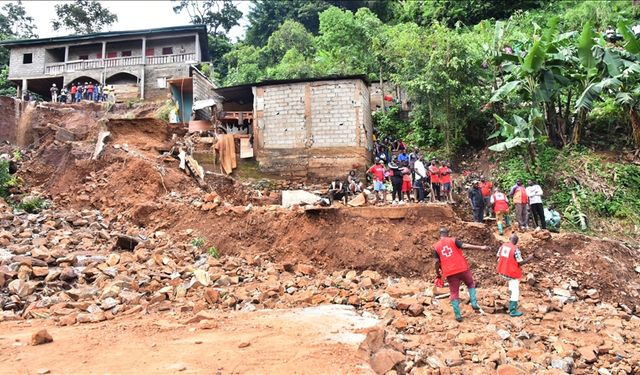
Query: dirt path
0 305 377 375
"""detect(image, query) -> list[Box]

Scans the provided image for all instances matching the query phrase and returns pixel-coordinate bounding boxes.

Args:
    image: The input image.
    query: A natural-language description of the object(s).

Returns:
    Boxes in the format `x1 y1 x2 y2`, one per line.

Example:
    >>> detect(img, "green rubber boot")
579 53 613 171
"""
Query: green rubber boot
468 288 480 310
505 215 511 227
497 222 504 235
451 299 463 322
509 301 524 317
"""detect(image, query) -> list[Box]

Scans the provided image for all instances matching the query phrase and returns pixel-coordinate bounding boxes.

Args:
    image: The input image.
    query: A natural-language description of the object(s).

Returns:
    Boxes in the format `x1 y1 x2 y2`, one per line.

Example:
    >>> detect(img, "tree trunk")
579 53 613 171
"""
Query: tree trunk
571 108 586 145
379 65 385 113
629 107 640 148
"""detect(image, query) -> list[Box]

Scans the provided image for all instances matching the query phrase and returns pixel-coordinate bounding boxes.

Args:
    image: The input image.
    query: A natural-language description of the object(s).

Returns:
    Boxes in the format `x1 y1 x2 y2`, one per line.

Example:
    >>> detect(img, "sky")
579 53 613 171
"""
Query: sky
6 0 251 41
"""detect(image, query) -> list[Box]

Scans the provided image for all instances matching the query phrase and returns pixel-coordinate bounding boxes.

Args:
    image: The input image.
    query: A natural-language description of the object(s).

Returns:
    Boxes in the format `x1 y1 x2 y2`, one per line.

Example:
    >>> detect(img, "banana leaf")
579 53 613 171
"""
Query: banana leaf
490 80 521 102
522 40 545 74
577 22 596 71
617 20 640 54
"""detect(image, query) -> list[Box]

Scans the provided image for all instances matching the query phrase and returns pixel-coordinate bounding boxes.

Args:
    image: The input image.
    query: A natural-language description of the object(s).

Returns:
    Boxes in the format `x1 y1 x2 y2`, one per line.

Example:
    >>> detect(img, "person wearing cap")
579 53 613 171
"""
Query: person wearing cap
496 234 534 317
468 180 484 222
367 159 387 204
509 179 529 230
50 83 58 103
479 176 493 218
434 227 490 322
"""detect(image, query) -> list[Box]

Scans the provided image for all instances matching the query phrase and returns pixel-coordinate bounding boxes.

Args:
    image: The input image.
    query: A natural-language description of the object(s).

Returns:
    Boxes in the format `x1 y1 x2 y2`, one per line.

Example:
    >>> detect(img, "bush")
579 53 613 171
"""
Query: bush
191 237 205 248
16 197 49 213
207 246 220 259
0 160 17 199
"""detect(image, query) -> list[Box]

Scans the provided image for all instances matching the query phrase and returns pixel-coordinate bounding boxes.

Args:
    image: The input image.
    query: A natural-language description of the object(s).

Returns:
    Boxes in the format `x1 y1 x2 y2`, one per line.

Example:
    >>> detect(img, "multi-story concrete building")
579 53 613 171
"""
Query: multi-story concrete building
0 25 208 100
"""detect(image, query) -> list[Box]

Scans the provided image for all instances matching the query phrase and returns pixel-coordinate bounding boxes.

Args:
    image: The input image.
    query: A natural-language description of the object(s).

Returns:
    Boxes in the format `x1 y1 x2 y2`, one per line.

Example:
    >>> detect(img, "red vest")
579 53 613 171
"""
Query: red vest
513 186 528 204
497 242 522 279
434 237 469 277
492 192 509 213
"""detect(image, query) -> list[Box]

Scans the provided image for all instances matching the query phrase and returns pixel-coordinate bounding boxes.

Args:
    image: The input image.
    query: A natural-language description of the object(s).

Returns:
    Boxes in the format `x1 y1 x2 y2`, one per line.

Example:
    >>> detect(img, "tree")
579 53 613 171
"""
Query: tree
244 0 395 47
1 0 38 39
263 20 315 66
172 0 242 36
51 0 118 35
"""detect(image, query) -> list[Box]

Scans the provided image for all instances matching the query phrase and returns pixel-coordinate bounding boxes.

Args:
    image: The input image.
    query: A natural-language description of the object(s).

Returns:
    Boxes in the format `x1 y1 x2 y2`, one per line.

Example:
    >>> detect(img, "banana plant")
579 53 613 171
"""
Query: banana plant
488 108 544 170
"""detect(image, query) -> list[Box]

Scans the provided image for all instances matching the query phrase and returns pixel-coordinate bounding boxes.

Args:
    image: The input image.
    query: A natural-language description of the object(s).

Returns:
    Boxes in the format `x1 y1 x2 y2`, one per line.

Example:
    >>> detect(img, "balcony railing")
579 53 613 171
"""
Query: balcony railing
44 53 197 75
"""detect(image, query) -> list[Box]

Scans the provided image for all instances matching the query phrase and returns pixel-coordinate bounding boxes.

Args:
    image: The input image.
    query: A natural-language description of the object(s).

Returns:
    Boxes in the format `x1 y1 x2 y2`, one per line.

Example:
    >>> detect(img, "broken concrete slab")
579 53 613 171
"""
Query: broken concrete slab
281 190 321 208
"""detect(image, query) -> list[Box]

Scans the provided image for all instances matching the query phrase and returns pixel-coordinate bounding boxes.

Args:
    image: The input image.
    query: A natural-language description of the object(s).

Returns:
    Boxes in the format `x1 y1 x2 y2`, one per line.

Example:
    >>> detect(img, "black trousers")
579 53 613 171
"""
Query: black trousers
530 203 546 229
472 207 484 222
392 181 403 201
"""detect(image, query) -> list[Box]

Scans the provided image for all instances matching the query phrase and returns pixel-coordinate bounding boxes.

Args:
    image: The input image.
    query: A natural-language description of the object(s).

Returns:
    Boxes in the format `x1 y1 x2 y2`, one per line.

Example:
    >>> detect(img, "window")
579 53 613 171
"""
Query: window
107 52 117 58
121 50 132 57
145 48 155 56
161 47 173 55
96 53 102 59
79 55 88 60
22 53 32 64
156 77 166 88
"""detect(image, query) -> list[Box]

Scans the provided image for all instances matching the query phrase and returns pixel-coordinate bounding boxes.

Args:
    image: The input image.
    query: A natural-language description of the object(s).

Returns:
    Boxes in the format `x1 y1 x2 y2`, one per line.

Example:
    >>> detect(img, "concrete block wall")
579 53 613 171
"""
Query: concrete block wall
261 84 306 149
144 64 190 101
8 46 47 79
310 82 357 147
253 78 373 178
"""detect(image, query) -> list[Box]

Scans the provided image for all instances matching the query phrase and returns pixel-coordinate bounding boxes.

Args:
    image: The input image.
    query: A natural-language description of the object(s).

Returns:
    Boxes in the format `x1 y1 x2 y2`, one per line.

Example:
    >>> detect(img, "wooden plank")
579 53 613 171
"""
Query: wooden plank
240 137 253 159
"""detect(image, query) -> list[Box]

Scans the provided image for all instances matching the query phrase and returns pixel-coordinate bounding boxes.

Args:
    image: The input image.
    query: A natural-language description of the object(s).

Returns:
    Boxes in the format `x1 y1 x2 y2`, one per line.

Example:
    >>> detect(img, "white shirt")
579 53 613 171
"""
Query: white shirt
525 185 543 204
414 160 426 180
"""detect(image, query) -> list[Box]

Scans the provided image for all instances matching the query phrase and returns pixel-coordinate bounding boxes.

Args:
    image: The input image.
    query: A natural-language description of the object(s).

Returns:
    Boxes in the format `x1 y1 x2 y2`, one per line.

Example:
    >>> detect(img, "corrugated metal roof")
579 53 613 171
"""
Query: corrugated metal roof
0 24 209 60
215 74 371 92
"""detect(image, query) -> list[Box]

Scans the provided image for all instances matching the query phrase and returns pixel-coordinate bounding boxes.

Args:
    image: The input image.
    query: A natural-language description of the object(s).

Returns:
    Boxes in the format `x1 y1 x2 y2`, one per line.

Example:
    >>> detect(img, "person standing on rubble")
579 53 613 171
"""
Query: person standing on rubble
440 161 453 203
70 84 77 103
434 227 490 322
479 176 493 218
496 234 533 317
509 179 529 230
468 181 484 222
367 159 387 204
49 83 58 103
413 155 427 202
490 186 510 235
526 179 546 230
388 159 404 204
428 159 441 202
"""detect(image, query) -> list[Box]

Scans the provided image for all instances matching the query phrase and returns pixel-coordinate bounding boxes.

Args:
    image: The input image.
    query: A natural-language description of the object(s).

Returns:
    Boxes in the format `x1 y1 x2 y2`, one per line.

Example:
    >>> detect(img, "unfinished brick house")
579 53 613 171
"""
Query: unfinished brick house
0 25 208 101
214 75 373 178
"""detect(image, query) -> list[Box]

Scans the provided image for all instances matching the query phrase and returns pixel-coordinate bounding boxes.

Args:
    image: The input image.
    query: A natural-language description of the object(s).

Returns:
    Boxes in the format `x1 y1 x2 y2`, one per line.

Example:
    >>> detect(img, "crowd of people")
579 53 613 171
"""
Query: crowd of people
470 178 561 234
47 82 115 103
327 133 561 235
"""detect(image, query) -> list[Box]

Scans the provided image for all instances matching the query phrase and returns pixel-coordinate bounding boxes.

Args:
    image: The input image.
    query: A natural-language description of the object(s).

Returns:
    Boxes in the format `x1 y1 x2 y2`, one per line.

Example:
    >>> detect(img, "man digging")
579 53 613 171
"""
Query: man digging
433 227 490 322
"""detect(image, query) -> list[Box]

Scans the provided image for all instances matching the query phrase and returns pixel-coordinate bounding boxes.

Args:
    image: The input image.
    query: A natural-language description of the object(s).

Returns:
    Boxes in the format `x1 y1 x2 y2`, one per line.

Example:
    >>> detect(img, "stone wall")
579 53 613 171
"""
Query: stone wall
253 78 373 178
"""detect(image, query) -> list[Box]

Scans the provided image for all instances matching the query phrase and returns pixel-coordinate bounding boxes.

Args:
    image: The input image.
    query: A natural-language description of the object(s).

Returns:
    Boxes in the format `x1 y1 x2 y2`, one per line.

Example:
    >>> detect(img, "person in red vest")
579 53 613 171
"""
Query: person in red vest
490 186 510 235
496 234 534 317
479 176 493 218
439 161 453 203
433 227 490 322
428 159 441 202
509 179 529 230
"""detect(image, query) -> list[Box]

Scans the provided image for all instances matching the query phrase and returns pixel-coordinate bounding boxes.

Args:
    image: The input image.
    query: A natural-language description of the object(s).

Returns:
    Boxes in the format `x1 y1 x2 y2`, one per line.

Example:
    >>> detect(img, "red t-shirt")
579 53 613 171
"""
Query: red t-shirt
428 165 440 183
439 166 452 184
70 86 77 94
368 165 385 182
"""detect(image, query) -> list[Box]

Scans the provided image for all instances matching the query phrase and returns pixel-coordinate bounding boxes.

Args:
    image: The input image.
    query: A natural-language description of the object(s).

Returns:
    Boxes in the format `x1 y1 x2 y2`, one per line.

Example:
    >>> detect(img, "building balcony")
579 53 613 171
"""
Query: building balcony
44 52 197 75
